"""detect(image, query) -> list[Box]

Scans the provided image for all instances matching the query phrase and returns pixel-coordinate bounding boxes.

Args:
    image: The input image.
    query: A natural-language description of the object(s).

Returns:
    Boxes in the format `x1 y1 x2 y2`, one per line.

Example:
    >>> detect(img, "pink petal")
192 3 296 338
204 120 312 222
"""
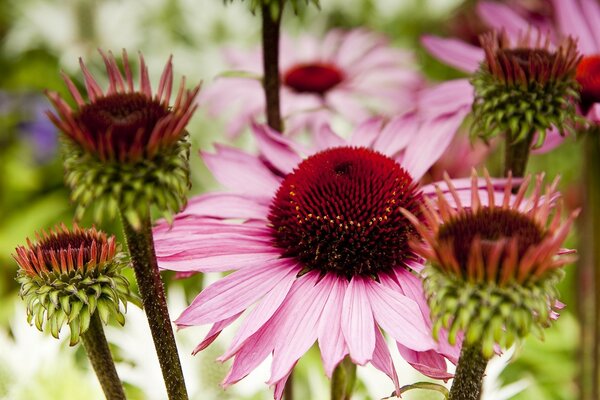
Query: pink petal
366 279 436 352
477 2 533 39
273 368 294 400
318 275 350 377
341 277 376 365
314 124 347 151
421 36 484 73
393 269 429 320
223 323 275 386
175 260 298 326
371 328 400 395
251 122 304 174
552 0 597 53
581 0 600 49
181 193 270 220
191 312 242 354
417 79 474 120
372 112 419 157
348 117 384 148
269 272 330 383
396 345 453 380
202 144 280 197
157 248 280 273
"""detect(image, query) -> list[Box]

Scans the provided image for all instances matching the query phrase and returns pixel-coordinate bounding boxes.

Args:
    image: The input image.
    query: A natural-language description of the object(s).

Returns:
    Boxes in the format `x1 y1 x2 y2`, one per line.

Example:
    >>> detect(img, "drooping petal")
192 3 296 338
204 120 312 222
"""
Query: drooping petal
341 277 376 365
318 275 350 377
421 36 484 73
396 345 453 380
371 328 400 395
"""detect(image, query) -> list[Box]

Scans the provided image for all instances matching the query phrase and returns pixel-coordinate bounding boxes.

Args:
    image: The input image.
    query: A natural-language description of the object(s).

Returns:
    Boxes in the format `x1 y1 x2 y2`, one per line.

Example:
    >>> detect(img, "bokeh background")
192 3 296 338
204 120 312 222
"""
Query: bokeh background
0 0 582 399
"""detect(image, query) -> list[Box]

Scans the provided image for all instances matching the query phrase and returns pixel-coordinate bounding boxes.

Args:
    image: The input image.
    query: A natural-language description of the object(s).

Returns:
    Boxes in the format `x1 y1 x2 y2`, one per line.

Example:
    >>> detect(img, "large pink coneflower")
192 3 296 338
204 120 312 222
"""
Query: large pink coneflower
153 119 511 399
201 29 422 137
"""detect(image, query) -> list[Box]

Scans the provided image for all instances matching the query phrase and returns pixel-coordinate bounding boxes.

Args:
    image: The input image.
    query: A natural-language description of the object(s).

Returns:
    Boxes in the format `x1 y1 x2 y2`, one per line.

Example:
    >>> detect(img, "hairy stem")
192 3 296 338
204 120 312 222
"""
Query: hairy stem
121 212 189 400
331 357 357 400
81 312 126 400
261 1 284 132
448 342 488 400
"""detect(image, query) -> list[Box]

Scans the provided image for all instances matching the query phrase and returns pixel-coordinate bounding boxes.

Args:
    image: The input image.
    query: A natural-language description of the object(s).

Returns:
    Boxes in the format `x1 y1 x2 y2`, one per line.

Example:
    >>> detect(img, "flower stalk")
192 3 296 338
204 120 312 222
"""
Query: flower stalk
448 342 488 400
81 312 127 400
504 129 535 178
261 0 284 132
331 357 357 400
121 211 189 400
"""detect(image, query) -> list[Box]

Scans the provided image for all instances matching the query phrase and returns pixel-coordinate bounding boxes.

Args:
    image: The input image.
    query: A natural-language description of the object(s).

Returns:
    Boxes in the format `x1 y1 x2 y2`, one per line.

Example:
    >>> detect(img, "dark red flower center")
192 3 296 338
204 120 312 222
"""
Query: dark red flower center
437 208 545 270
74 92 169 156
268 147 422 278
576 55 600 112
283 63 345 95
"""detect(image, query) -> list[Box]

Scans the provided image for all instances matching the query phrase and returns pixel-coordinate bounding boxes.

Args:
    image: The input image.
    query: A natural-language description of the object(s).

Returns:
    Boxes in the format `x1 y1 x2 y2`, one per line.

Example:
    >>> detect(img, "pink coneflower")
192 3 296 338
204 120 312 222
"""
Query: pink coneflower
201 29 422 137
403 171 577 355
153 119 511 398
420 1 580 156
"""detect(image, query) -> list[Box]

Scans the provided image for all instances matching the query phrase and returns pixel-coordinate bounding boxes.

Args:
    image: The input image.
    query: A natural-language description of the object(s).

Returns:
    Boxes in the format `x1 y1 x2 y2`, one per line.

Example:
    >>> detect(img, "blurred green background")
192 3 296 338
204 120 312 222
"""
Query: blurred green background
0 0 583 399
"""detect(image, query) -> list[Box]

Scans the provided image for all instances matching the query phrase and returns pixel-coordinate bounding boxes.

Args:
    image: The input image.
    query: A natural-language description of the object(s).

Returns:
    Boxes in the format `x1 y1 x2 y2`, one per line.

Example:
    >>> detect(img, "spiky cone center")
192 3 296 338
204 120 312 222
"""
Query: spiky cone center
405 171 578 353
471 31 581 146
13 225 132 345
283 62 345 95
268 146 422 279
576 55 600 114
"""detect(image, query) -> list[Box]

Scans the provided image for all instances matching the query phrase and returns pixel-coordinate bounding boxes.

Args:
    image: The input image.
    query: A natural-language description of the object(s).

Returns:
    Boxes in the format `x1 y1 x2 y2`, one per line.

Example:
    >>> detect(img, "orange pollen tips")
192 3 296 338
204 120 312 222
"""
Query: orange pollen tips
576 55 600 112
268 147 422 278
283 63 345 95
13 224 116 277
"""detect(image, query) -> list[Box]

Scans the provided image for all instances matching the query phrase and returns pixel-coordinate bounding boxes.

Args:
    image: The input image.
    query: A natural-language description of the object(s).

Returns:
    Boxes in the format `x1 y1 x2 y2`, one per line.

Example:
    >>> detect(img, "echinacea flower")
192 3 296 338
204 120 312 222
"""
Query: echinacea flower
153 119 510 399
13 224 131 345
46 50 201 227
403 171 578 357
201 29 422 136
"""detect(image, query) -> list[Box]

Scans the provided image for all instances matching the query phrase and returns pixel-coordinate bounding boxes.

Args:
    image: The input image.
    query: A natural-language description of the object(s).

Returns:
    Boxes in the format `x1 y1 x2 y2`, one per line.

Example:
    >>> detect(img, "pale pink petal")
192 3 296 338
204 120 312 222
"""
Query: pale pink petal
421 36 484 73
181 193 270 220
223 323 275 385
202 145 280 197
552 0 597 53
175 260 298 326
586 103 600 123
158 251 280 273
349 117 385 148
191 313 242 354
327 91 371 122
366 279 436 351
392 269 429 320
318 275 350 377
221 269 299 360
417 79 474 120
251 122 304 174
269 272 330 383
581 0 600 49
396 345 453 380
273 369 294 400
371 328 400 395
341 277 376 365
372 112 419 157
477 2 533 39
314 124 346 151
404 107 469 181
531 127 566 154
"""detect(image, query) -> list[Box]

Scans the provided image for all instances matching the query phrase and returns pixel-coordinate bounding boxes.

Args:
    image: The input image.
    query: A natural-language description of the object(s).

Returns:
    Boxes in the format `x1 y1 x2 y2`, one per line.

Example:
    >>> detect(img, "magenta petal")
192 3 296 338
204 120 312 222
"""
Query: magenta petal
273 368 294 400
396 345 453 380
269 272 330 383
223 323 275 386
366 279 436 352
157 250 280 273
191 312 242 354
318 275 349 377
182 193 270 220
371 328 400 395
341 277 376 365
251 122 304 175
421 36 483 73
476 1 533 39
175 260 298 326
581 0 600 49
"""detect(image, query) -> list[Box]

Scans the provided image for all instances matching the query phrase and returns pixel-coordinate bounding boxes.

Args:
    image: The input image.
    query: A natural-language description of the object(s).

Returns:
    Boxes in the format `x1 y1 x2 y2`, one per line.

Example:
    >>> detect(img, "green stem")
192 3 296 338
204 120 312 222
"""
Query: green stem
121 212 189 400
578 131 600 400
331 357 357 400
81 312 126 400
261 1 284 132
503 131 535 179
448 342 488 400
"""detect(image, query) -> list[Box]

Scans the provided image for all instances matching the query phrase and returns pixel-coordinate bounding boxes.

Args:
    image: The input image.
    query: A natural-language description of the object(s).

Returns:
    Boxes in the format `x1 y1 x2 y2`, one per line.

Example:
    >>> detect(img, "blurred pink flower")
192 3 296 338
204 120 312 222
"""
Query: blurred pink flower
153 119 512 399
201 29 422 137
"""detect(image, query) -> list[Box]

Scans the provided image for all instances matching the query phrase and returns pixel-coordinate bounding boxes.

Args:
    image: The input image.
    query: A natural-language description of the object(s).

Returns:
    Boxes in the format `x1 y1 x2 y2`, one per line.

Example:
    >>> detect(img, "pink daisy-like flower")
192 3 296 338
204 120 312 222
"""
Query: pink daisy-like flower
419 1 576 155
201 29 422 137
153 118 512 399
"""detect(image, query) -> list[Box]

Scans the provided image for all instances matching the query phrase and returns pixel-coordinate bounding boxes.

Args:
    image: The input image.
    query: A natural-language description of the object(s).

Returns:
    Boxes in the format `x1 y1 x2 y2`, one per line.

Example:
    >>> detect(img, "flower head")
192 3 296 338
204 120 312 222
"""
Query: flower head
46 50 200 228
152 119 512 398
471 30 580 146
13 224 132 345
404 171 578 357
201 29 422 136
